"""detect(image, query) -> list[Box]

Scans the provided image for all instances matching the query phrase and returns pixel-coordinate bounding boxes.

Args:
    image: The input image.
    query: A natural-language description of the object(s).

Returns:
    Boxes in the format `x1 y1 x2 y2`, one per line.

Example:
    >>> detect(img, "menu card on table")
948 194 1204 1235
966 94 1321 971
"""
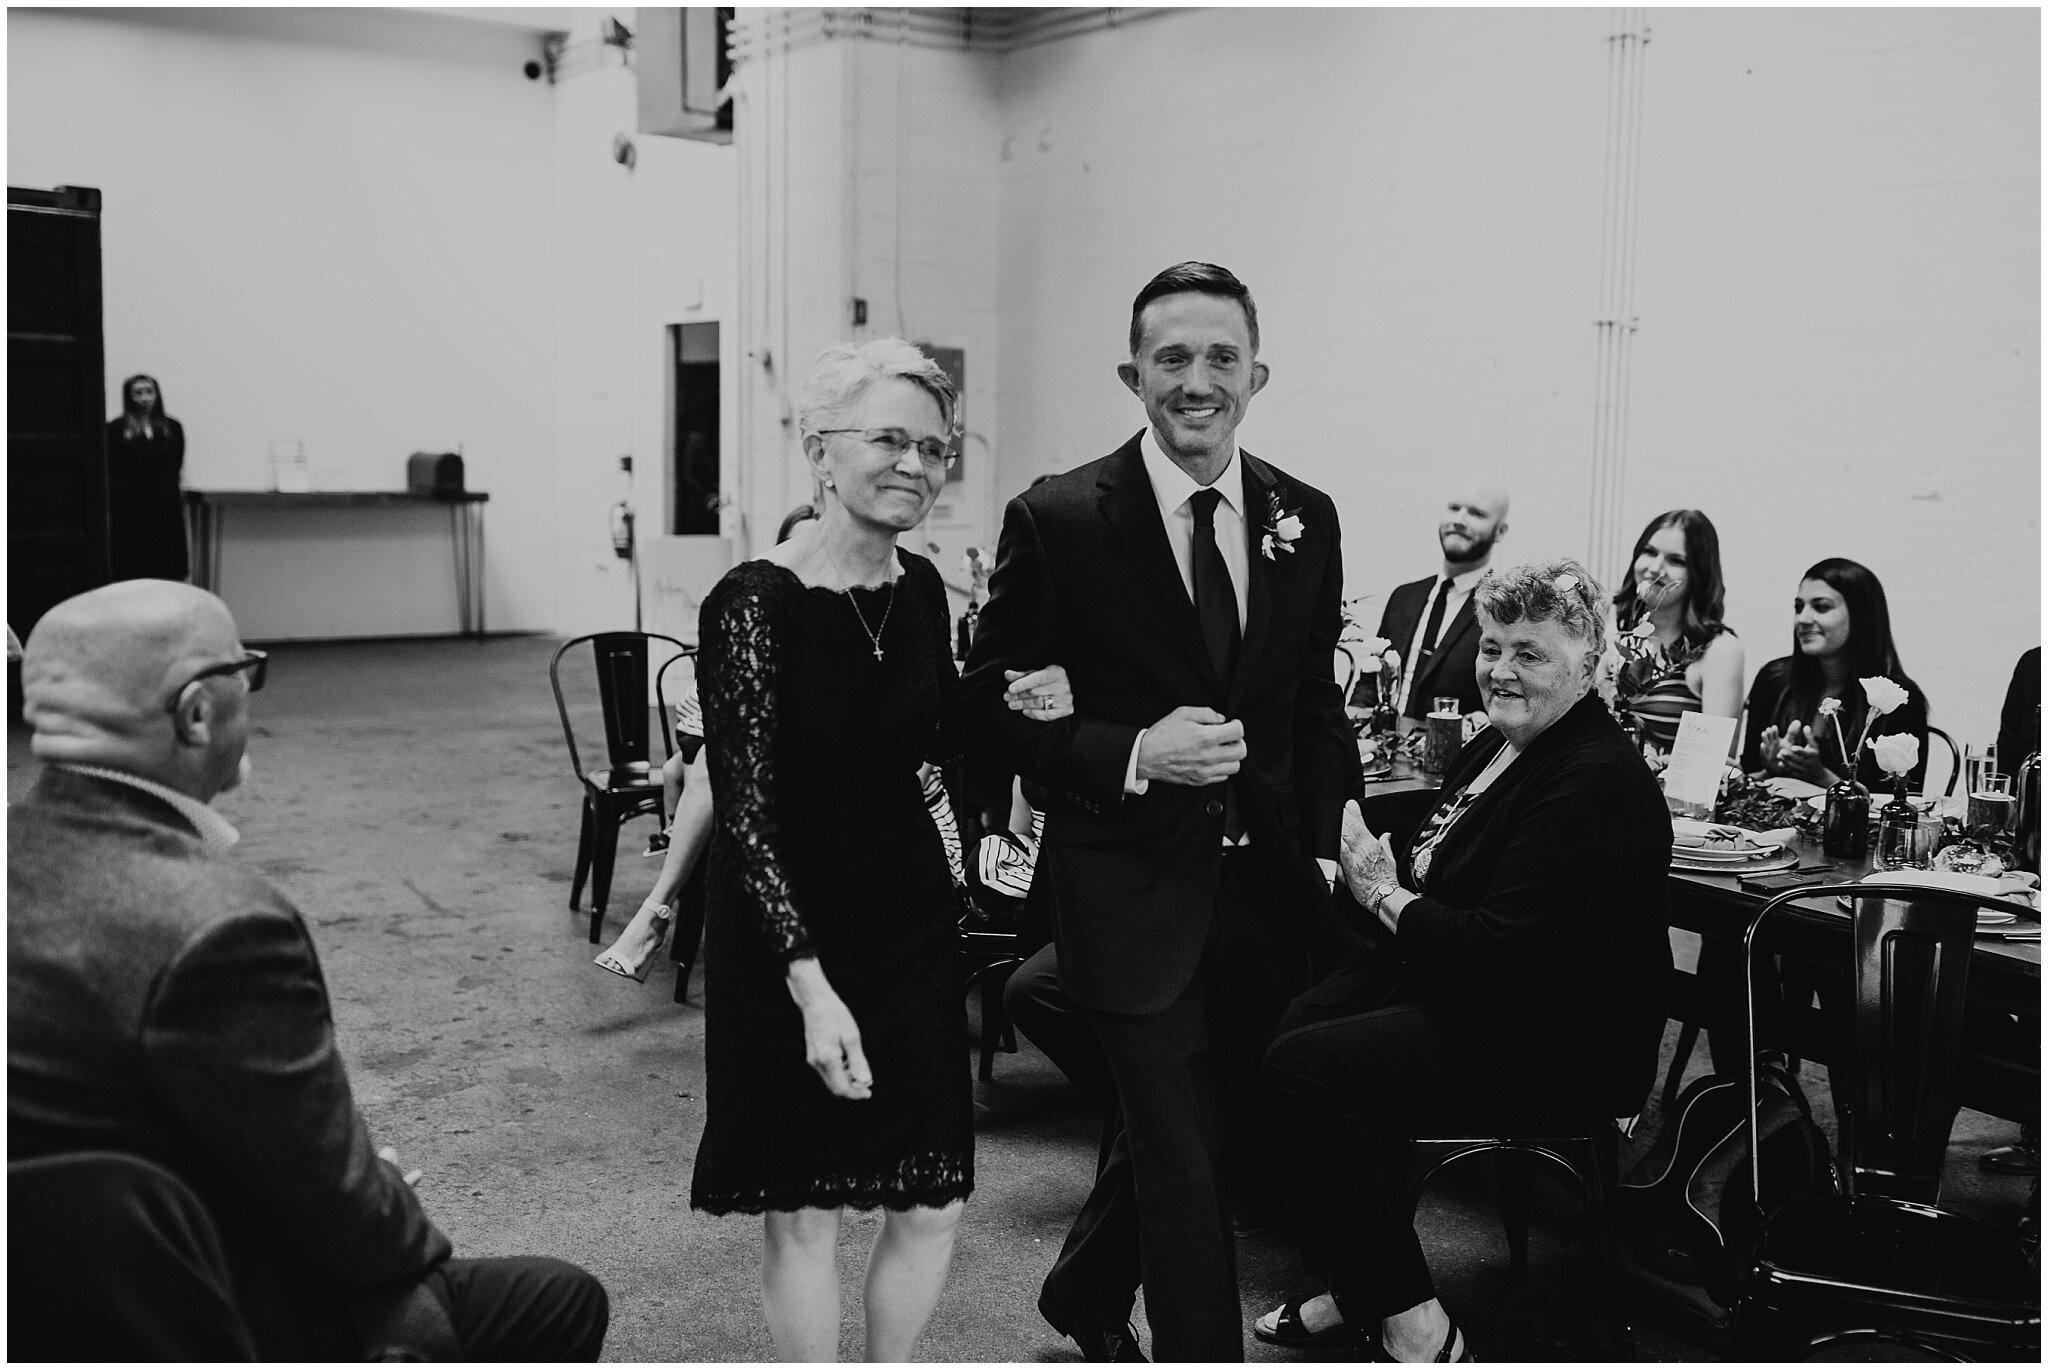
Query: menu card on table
1662 712 1738 819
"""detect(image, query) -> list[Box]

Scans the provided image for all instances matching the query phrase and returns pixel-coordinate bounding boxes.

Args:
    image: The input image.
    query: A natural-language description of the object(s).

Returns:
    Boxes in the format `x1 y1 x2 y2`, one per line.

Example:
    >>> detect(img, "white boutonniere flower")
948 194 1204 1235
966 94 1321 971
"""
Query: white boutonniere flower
1260 487 1305 561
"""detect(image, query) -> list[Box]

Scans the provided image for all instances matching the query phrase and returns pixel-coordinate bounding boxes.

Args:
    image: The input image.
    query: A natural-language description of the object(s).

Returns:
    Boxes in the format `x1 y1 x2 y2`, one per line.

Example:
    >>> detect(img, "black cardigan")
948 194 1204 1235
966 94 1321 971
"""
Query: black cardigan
1396 691 1674 1113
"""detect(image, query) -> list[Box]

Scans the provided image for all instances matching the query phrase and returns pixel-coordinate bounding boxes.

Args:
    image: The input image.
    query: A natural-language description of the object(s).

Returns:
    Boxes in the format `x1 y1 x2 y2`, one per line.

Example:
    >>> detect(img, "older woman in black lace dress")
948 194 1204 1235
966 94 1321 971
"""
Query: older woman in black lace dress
689 338 1068 1361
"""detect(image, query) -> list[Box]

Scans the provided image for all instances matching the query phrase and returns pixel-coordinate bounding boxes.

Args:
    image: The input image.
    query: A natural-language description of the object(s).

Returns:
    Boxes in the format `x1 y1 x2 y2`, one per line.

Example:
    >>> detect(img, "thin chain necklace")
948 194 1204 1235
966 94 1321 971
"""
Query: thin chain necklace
846 581 895 661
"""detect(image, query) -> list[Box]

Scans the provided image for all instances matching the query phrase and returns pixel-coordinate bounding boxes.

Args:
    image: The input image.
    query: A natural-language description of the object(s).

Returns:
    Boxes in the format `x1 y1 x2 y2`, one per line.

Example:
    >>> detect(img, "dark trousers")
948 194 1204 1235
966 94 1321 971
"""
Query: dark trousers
1262 966 1605 1326
426 1255 610 1361
1006 941 1119 1172
1038 852 1310 1363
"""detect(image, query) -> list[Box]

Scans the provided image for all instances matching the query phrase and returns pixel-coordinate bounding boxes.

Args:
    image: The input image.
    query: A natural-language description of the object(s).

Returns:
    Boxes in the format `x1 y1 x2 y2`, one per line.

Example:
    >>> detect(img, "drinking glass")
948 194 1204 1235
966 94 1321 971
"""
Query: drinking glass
1968 773 2018 838
1878 809 1935 870
1964 744 1999 801
1424 698 1463 774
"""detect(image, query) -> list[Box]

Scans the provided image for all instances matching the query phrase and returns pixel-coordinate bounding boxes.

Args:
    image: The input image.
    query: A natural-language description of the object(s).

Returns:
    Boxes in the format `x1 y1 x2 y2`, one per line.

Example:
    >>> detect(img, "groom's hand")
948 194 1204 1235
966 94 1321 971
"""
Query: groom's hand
1137 706 1246 786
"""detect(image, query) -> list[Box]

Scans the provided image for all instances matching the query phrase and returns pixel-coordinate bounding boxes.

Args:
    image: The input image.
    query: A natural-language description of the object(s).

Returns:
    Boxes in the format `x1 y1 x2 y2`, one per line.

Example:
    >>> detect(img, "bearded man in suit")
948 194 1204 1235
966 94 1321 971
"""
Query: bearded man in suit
1376 482 1509 726
8 580 608 1361
956 262 1354 1361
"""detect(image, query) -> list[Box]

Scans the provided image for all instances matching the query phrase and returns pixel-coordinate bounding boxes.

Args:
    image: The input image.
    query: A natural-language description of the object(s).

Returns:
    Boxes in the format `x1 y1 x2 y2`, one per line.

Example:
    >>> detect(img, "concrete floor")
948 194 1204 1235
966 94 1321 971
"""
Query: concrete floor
8 634 2032 1363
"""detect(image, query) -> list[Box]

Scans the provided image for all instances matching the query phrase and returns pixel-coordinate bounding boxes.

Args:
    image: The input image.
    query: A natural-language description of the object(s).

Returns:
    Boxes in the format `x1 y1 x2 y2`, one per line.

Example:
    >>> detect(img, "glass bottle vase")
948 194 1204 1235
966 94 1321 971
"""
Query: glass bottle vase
1822 779 1872 860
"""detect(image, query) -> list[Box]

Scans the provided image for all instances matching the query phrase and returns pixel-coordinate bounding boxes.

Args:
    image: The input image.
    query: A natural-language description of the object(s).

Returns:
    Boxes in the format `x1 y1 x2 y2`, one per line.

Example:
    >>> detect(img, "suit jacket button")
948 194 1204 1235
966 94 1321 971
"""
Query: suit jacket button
1205 798 1224 818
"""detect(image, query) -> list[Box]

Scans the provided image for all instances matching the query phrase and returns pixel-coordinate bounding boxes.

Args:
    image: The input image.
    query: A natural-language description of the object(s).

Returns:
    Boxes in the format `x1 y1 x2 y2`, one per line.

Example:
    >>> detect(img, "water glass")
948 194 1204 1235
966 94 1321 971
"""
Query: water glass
1877 810 1934 870
1964 744 2000 800
1968 774 2018 838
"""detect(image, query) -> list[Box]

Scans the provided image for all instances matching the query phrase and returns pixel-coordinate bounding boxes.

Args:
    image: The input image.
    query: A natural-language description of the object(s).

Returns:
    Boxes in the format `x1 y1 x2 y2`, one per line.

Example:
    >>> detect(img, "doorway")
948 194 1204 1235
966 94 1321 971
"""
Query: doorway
668 322 719 535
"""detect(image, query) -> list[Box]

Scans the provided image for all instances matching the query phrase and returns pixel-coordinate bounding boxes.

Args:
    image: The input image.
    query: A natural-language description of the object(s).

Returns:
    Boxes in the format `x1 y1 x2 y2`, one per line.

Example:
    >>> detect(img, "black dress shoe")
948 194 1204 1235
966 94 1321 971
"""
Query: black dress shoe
1980 1142 2040 1176
1070 1323 1147 1362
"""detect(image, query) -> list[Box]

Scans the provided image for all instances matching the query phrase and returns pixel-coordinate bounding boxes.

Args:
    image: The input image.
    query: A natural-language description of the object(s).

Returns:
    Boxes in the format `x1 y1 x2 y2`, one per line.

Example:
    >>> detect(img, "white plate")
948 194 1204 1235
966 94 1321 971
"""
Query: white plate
1672 848 1800 875
1672 818 1781 861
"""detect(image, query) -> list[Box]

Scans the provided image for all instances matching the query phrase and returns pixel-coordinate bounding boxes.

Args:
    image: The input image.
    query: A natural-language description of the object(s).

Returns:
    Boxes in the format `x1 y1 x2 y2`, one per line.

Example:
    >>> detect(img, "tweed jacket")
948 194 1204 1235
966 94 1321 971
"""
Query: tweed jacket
1394 692 1674 1112
8 767 451 1358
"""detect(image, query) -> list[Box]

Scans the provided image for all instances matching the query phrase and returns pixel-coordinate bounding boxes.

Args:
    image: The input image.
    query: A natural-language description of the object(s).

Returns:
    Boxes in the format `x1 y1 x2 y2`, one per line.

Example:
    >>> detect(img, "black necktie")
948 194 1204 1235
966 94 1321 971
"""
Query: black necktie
1188 487 1245 841
1419 577 1451 660
1188 489 1241 683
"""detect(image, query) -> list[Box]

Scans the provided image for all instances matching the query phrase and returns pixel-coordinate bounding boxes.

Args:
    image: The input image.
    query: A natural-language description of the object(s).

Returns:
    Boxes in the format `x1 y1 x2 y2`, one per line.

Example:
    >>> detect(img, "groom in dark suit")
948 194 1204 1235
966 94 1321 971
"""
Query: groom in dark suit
956 263 1353 1361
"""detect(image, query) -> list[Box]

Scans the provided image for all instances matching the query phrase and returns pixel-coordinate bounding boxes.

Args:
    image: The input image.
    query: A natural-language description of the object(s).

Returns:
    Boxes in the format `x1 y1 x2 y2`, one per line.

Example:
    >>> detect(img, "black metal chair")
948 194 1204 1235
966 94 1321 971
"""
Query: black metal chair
550 631 688 943
1407 1124 1638 1359
1728 883 2042 1360
961 929 1023 1082
9 1151 257 1361
1925 725 1962 800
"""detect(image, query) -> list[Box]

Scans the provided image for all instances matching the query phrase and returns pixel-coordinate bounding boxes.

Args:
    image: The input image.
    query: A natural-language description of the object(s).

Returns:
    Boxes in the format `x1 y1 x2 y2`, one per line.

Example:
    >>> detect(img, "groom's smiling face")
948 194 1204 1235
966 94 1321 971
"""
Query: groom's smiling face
1118 292 1269 476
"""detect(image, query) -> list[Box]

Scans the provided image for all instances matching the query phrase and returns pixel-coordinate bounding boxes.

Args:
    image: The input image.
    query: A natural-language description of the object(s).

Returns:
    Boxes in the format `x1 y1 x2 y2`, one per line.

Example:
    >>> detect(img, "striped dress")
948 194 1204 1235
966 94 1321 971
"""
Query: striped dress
1617 628 1729 755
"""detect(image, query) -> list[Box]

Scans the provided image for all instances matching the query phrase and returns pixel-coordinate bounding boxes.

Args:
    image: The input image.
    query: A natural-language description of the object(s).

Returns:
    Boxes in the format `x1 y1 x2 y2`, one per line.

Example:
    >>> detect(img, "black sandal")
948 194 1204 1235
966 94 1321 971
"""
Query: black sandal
1252 1295 1357 1348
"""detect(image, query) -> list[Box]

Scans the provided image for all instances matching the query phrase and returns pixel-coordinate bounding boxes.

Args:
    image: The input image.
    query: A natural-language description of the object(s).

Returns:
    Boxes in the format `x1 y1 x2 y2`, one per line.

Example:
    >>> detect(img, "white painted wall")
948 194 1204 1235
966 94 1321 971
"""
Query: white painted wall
725 32 1002 618
9 6 739 642
8 6 558 638
988 7 2039 745
546 11 738 640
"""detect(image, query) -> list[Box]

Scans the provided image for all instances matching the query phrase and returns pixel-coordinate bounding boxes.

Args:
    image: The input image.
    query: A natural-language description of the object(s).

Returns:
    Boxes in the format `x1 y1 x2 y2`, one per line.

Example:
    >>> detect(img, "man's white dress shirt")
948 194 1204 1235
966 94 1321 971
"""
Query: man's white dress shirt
1395 564 1488 715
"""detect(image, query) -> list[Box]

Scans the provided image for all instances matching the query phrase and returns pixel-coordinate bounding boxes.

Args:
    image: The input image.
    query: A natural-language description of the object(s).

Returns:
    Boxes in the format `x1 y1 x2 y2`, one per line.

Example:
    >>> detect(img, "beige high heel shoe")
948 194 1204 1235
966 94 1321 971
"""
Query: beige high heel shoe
593 902 672 983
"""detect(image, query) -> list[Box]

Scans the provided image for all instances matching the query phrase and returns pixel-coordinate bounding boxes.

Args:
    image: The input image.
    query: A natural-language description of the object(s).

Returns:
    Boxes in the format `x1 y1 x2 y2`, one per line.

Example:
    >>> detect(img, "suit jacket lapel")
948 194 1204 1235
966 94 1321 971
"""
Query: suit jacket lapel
1230 451 1279 713
1096 435 1224 697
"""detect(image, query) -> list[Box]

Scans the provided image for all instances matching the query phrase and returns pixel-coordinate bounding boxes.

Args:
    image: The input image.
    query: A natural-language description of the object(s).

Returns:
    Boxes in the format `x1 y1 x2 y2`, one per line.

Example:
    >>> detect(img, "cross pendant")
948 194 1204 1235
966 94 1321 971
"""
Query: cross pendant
872 646 885 661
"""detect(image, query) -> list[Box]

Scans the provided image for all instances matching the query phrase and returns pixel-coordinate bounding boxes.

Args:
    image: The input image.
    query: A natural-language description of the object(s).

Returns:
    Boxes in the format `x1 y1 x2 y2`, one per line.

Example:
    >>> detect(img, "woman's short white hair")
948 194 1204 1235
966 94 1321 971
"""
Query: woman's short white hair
1474 558 1607 656
797 338 958 441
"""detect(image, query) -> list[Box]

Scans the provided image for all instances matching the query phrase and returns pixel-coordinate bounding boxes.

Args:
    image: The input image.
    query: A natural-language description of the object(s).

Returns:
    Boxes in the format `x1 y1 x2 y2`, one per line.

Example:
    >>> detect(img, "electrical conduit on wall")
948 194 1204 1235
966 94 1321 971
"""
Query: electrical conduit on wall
1589 8 1650 581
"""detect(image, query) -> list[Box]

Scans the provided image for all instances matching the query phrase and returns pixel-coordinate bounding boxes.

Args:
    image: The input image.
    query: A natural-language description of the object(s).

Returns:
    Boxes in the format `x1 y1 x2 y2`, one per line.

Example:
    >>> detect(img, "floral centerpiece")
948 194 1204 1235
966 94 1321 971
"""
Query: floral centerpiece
1338 598 1406 767
1814 676 1909 859
1817 676 1911 782
1609 583 1711 753
1716 770 1814 835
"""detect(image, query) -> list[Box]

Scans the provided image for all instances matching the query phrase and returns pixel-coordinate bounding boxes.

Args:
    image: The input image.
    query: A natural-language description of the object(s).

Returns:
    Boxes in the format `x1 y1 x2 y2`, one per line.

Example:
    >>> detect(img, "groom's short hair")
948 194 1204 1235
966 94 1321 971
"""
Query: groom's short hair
1128 262 1260 358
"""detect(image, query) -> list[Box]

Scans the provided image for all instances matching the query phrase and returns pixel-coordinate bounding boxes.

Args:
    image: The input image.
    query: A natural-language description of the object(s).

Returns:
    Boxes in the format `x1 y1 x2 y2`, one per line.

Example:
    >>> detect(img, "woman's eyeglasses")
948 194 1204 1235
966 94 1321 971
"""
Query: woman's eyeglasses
816 428 959 470
164 650 268 713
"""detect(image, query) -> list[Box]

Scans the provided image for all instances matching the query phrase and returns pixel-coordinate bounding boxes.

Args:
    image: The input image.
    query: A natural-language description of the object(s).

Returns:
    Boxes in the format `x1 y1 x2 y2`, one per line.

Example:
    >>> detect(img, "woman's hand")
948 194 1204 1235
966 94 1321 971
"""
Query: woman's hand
1339 800 1407 932
1004 664 1074 721
784 958 873 1100
1764 721 1836 785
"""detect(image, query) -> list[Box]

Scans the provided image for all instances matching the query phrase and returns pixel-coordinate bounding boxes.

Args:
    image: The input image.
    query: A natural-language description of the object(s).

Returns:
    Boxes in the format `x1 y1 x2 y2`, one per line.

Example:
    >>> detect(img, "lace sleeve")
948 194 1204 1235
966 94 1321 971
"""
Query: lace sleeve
698 566 815 961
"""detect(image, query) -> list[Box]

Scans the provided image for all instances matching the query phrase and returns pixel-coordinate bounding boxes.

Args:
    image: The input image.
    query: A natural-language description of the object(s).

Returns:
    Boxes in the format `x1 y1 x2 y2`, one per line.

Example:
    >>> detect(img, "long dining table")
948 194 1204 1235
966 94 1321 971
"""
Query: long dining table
1354 761 2042 1125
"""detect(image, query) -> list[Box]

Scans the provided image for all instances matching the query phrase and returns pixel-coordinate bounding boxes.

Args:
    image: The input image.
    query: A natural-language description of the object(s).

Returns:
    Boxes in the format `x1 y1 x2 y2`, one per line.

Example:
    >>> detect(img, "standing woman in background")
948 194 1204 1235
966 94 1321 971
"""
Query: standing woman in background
1606 508 1745 753
1742 557 1930 790
105 374 189 582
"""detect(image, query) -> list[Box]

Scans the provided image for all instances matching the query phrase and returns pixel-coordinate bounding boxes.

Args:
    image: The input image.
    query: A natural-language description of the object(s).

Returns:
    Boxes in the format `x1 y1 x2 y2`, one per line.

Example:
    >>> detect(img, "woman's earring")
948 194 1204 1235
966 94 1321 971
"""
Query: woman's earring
824 478 836 489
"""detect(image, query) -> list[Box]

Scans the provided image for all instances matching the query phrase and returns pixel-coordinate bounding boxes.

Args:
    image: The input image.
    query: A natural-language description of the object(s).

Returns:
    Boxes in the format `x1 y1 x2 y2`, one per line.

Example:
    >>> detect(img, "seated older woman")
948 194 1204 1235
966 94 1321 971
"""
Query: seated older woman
1254 559 1672 1362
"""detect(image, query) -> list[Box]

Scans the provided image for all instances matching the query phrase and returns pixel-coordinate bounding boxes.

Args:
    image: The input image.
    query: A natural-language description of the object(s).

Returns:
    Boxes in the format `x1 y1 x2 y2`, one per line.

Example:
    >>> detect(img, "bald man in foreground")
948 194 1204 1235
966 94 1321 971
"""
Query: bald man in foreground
8 581 608 1361
1376 482 1510 725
